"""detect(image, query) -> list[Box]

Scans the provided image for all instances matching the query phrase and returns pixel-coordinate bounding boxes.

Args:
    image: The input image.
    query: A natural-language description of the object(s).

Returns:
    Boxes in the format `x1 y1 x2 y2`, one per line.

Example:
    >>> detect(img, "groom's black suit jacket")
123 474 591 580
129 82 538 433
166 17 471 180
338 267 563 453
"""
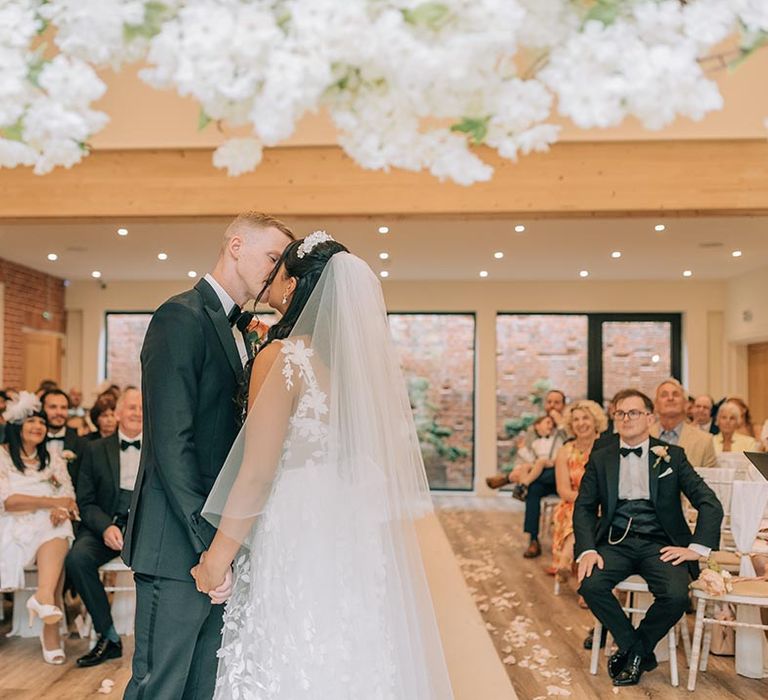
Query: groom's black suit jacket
573 435 723 574
122 279 244 580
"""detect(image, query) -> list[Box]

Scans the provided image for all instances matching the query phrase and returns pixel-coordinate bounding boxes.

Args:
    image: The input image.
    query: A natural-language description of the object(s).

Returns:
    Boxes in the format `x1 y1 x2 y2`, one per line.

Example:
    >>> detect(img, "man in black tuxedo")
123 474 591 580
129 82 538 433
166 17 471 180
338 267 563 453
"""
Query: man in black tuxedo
574 388 723 687
42 389 86 486
66 387 143 667
122 213 293 700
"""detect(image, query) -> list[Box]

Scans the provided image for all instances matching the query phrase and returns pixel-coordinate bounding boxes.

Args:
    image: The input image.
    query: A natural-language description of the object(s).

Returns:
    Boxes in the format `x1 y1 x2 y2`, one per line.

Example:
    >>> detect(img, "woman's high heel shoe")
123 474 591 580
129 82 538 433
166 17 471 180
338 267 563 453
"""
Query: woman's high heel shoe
26 596 63 626
39 632 66 665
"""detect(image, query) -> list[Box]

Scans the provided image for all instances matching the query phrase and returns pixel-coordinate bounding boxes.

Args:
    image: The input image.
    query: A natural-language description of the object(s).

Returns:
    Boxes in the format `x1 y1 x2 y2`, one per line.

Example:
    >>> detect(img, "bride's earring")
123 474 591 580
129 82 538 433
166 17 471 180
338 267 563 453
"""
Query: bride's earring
282 293 288 305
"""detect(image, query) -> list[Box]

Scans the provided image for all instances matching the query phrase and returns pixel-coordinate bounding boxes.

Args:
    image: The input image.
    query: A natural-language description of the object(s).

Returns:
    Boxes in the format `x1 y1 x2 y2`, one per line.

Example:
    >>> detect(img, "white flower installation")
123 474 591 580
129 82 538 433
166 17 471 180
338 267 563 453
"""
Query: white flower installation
1 0 766 183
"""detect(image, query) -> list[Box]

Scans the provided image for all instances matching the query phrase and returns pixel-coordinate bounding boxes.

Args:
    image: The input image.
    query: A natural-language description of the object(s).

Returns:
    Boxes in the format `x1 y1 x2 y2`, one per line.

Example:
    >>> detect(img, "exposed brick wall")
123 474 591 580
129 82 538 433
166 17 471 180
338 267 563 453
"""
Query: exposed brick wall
0 257 66 388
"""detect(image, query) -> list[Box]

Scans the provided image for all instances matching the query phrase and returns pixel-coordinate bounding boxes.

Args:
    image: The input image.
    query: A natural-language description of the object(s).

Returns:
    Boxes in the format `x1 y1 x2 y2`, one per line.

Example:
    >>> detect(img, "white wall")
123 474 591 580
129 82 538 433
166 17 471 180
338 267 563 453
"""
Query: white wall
66 277 729 488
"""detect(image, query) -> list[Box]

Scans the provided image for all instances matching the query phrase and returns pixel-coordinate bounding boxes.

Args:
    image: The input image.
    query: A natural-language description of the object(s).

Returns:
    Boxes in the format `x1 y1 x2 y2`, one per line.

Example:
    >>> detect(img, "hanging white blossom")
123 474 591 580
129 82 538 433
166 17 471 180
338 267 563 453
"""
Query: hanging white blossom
0 0 766 184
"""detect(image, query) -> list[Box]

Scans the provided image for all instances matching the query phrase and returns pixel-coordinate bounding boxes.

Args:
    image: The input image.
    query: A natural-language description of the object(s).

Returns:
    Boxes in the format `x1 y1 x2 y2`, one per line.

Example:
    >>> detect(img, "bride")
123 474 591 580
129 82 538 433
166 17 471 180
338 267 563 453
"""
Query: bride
191 232 454 699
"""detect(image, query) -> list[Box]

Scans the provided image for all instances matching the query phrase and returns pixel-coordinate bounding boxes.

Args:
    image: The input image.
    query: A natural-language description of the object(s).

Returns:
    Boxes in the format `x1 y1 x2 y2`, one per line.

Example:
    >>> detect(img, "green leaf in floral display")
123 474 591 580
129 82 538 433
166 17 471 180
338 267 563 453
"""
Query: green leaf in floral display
730 29 768 70
450 117 490 145
198 109 212 131
402 3 452 31
1 121 24 142
583 0 622 26
124 2 171 41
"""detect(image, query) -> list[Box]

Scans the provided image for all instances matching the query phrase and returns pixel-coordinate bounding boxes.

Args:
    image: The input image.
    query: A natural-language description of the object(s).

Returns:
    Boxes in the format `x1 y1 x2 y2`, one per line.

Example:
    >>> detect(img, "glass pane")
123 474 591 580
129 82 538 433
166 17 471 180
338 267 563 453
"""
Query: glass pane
105 313 153 389
388 314 475 491
496 315 588 473
602 321 672 401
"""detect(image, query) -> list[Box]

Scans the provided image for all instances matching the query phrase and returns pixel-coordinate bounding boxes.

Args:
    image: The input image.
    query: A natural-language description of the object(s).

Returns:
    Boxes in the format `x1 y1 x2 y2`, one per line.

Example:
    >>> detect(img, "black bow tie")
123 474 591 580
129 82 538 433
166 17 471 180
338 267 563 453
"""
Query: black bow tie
619 446 643 458
120 439 141 451
47 434 65 442
227 305 242 327
235 311 254 333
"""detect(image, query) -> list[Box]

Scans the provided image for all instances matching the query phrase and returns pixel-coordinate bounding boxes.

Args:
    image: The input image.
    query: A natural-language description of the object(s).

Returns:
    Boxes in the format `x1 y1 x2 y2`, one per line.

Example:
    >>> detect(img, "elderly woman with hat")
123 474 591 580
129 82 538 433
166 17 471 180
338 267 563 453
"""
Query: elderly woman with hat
0 391 78 664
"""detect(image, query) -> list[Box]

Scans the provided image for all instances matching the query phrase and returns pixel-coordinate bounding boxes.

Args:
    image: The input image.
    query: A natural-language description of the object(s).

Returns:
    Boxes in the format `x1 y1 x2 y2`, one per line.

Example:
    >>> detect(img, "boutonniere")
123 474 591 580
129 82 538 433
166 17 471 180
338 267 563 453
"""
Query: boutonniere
650 445 671 470
61 449 77 463
246 317 271 355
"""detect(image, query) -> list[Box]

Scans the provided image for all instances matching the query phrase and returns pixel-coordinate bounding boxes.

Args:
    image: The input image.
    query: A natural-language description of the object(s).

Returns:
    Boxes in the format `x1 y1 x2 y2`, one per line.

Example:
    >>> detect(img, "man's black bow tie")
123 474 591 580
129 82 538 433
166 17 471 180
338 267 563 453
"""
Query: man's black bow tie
235 311 254 333
227 305 242 327
120 439 141 451
619 446 643 458
47 434 65 442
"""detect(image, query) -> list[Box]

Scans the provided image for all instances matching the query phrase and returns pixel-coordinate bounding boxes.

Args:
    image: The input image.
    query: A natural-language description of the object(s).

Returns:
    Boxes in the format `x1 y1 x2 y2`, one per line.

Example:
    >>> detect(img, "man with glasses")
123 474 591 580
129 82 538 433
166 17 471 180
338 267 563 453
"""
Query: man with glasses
574 388 722 687
651 379 717 468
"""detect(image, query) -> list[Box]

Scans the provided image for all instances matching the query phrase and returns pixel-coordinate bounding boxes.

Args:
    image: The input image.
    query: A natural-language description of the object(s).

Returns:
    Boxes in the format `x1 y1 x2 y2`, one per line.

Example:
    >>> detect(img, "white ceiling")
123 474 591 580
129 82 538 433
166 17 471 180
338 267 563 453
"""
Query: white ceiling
1 215 766 282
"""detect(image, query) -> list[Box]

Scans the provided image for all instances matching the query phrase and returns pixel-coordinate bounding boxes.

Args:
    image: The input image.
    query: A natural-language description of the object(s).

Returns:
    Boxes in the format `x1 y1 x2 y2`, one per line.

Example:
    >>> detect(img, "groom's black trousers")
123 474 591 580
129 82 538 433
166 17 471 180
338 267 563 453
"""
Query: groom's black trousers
123 573 224 700
578 535 690 655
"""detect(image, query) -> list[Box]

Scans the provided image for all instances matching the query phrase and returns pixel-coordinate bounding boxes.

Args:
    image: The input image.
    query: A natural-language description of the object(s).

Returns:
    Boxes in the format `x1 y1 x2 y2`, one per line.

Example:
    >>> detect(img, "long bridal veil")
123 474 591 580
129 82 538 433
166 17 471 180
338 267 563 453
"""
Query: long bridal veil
203 252 453 698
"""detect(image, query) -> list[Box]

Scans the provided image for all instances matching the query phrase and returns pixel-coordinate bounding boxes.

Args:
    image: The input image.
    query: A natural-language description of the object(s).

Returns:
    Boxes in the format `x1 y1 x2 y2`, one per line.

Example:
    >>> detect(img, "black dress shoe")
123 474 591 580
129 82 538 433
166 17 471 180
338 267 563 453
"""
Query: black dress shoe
607 649 629 679
583 626 608 650
612 652 645 686
76 636 122 667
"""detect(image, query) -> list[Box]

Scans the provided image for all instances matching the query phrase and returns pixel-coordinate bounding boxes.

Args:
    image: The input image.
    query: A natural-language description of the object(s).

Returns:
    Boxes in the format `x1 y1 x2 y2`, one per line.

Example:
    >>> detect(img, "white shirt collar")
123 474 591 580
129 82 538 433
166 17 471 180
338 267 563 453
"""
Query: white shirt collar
118 430 142 443
47 427 66 438
204 273 237 316
619 438 650 456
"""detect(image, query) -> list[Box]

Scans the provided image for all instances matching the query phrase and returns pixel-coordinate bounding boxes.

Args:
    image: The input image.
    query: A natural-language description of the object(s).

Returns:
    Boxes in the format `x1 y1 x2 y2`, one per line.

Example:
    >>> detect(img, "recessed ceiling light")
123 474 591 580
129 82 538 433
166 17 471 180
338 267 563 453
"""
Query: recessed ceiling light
611 251 621 259
479 270 489 278
380 270 389 278
47 253 58 261
494 252 504 259
91 271 102 279
732 250 742 258
579 270 589 278
683 270 693 277
379 252 389 260
378 226 389 234
514 225 526 233
187 270 197 278
157 252 168 261
651 354 660 363
654 224 666 232
117 228 128 236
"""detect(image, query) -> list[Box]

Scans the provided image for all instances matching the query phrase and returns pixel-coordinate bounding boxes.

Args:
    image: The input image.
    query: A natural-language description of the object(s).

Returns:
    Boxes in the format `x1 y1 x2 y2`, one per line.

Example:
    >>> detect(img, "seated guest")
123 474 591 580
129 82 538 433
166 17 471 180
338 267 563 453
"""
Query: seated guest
713 401 760 454
41 389 86 486
650 379 717 468
0 392 78 664
691 394 719 435
88 394 118 441
66 387 143 667
68 387 86 418
35 379 59 397
552 400 607 582
505 415 555 500
725 396 758 439
575 389 723 687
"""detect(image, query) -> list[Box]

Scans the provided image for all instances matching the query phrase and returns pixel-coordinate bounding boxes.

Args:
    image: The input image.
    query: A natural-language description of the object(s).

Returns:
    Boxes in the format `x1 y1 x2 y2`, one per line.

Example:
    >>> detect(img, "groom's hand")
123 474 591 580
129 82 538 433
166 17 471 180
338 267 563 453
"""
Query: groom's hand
191 551 227 595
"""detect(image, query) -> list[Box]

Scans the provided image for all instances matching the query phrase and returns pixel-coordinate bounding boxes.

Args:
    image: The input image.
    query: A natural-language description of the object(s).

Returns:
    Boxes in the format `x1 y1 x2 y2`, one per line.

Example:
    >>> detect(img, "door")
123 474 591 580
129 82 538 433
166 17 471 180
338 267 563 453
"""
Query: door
23 331 63 391
747 341 768 429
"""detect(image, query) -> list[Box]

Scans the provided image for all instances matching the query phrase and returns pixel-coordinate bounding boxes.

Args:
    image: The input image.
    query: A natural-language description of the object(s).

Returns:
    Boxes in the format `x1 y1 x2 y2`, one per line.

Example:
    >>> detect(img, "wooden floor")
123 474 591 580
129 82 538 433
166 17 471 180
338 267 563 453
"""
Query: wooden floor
436 496 768 700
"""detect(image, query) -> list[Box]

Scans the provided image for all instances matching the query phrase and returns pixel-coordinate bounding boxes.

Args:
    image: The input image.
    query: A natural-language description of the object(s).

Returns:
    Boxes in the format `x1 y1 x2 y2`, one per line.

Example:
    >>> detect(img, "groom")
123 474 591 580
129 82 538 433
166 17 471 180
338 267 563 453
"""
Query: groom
574 388 722 687
122 212 293 699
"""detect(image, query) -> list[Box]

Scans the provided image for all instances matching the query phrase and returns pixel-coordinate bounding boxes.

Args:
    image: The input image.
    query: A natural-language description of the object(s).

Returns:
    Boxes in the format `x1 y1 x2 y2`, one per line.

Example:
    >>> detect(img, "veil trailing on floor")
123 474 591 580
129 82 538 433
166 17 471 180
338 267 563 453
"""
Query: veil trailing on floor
203 252 453 698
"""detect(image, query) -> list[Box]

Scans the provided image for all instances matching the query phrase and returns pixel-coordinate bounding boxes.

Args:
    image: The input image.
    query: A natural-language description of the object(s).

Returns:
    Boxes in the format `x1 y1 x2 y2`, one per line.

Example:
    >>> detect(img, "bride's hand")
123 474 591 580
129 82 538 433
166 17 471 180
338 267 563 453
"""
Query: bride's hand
190 551 228 595
208 568 233 605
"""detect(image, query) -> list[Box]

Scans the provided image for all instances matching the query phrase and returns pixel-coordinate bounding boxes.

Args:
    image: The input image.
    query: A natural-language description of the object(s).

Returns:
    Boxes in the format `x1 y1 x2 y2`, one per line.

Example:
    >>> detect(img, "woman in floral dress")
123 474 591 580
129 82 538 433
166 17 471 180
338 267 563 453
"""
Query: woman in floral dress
552 400 607 579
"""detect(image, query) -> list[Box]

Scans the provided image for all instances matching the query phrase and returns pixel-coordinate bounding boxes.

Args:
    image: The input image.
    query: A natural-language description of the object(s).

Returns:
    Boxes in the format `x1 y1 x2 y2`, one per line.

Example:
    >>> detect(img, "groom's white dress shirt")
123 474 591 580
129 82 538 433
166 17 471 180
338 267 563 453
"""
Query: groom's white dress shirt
204 273 248 367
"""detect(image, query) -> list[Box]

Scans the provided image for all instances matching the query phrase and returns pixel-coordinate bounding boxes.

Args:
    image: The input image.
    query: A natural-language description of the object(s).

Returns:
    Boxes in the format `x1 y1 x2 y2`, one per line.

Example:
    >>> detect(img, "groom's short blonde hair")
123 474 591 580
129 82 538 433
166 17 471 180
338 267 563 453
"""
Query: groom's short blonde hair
221 211 295 253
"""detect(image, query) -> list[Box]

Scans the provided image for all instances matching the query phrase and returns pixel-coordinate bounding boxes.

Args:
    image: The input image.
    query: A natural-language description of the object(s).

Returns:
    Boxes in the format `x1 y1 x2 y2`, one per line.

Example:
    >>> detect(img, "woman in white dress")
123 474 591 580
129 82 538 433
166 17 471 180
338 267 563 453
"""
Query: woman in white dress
192 233 454 699
0 392 79 664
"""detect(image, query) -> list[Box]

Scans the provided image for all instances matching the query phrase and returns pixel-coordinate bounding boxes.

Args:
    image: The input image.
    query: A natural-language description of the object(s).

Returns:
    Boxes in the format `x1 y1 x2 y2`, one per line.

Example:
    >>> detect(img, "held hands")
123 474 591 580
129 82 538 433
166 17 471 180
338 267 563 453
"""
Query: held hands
50 497 79 526
660 546 701 566
103 525 124 551
577 551 604 583
190 551 233 605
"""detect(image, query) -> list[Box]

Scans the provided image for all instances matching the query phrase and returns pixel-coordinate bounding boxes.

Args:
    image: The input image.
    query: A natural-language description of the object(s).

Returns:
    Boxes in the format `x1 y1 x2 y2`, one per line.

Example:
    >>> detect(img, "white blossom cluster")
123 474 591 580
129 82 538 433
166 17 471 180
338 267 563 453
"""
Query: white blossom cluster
1 0 767 183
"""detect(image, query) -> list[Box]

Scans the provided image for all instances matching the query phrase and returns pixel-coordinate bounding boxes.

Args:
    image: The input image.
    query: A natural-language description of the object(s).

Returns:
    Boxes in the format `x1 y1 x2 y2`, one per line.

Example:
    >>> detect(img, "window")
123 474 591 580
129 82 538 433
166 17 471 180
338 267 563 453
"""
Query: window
388 313 476 491
105 312 153 389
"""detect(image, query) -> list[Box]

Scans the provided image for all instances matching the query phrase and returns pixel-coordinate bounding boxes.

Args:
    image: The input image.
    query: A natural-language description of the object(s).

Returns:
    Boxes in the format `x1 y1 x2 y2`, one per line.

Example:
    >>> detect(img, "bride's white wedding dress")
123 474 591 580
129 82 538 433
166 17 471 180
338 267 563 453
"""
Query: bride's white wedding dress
204 254 453 700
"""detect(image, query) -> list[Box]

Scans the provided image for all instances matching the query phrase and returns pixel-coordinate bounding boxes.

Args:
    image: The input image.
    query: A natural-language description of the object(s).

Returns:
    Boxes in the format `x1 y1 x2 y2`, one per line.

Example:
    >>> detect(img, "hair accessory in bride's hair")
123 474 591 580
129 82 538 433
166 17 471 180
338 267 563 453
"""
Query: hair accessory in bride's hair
296 230 334 259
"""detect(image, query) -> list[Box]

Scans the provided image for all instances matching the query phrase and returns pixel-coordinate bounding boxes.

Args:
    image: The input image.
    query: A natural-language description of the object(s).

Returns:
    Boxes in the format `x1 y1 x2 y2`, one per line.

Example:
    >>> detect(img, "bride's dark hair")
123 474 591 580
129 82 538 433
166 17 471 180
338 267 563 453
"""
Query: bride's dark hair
236 236 349 417
259 237 349 347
